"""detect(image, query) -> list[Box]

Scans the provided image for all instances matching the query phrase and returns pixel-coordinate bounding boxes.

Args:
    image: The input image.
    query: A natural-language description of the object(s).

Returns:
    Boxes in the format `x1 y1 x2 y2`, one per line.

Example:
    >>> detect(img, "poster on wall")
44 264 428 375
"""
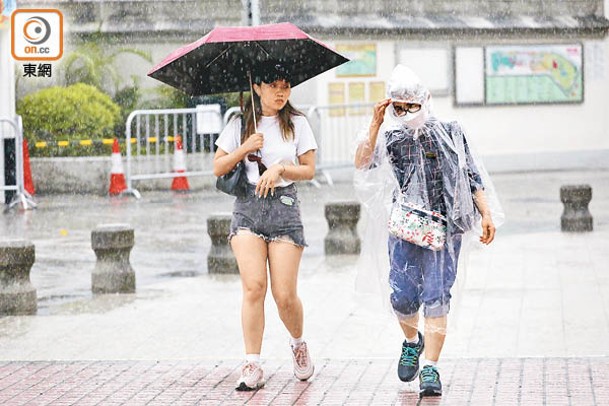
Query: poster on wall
485 44 583 104
348 82 366 115
335 44 376 77
328 82 345 117
369 81 385 102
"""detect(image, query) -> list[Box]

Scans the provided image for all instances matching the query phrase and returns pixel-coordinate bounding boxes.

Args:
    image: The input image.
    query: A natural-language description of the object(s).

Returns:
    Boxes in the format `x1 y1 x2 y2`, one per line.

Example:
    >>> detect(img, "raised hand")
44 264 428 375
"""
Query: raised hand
372 98 392 127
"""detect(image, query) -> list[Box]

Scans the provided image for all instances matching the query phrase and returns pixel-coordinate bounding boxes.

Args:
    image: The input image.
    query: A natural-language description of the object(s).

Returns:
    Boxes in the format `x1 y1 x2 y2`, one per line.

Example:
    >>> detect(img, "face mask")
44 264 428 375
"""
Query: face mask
397 106 429 130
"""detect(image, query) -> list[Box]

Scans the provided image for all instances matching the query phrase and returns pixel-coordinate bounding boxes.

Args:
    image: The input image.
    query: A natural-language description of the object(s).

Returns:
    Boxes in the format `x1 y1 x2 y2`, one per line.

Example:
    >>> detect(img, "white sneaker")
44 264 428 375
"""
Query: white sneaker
291 341 314 381
235 362 265 391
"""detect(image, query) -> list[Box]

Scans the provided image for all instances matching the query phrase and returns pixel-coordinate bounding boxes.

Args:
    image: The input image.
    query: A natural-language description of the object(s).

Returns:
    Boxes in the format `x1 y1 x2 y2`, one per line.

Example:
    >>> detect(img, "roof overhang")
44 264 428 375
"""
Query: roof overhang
281 14 609 38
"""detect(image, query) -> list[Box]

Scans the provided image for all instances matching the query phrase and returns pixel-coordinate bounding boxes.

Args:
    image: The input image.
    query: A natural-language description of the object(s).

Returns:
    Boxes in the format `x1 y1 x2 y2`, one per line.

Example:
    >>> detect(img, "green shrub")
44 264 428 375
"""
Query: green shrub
17 83 121 148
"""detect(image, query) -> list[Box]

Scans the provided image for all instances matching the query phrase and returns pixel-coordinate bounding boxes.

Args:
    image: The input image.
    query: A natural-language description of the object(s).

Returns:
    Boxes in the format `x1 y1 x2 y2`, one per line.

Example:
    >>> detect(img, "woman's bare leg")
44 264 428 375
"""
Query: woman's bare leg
231 232 269 354
267 240 304 338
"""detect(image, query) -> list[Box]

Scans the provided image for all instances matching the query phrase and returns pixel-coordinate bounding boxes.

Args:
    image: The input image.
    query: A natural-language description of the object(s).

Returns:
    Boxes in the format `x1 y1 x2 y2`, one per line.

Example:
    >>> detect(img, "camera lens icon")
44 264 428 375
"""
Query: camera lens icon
23 17 51 45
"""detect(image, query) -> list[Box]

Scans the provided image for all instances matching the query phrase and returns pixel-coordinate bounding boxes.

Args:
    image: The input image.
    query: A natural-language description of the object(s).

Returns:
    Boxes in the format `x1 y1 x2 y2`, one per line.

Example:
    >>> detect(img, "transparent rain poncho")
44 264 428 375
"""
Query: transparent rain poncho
353 65 504 329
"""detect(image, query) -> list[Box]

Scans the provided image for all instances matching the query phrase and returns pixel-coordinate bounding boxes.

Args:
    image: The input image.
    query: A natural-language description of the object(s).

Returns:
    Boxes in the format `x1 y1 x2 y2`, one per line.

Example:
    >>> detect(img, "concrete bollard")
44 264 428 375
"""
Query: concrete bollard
207 213 238 274
0 240 37 315
91 224 136 293
324 202 361 255
560 185 593 232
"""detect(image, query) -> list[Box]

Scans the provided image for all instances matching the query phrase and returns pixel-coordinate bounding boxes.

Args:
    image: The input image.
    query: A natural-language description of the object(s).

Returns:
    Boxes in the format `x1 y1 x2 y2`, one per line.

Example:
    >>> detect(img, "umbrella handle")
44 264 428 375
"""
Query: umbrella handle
248 70 258 133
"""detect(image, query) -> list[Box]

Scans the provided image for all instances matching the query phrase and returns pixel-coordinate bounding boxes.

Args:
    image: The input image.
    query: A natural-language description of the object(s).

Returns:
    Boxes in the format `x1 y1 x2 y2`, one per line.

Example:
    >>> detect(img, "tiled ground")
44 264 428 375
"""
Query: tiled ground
1 358 608 405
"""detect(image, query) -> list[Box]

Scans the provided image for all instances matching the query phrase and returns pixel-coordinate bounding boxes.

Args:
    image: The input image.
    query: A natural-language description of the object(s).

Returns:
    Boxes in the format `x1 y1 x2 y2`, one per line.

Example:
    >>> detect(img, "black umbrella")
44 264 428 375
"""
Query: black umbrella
147 22 350 96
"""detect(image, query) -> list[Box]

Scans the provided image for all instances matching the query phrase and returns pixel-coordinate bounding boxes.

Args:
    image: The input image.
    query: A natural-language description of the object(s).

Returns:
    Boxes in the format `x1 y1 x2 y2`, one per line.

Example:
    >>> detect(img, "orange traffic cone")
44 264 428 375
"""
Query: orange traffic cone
109 138 127 195
22 139 35 195
171 135 190 192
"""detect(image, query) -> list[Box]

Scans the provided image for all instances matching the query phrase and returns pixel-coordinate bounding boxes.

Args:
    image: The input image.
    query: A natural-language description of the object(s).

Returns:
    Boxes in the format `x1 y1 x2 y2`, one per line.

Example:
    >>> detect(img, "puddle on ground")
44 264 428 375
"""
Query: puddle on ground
159 270 201 278
32 288 168 316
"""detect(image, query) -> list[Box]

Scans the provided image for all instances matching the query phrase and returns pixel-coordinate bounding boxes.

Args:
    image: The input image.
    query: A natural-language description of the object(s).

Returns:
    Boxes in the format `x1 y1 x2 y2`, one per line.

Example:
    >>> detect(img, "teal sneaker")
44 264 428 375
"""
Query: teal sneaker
397 331 424 382
419 365 442 397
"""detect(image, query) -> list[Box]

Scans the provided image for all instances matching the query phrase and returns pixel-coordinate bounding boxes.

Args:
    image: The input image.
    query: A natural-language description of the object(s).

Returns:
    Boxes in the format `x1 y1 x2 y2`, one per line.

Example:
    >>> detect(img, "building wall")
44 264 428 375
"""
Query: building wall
14 0 609 172
312 35 609 171
438 40 609 171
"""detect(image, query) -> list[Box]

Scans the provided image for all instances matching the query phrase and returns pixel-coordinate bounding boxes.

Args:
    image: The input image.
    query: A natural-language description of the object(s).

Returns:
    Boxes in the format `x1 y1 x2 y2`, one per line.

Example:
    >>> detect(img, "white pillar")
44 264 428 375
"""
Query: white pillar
0 23 17 204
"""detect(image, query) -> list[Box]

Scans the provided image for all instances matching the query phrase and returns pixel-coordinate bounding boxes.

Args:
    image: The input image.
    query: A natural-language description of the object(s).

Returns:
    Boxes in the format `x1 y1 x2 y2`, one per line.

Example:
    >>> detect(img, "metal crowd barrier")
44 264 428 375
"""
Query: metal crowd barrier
0 115 36 211
307 103 374 185
123 102 373 195
124 106 224 198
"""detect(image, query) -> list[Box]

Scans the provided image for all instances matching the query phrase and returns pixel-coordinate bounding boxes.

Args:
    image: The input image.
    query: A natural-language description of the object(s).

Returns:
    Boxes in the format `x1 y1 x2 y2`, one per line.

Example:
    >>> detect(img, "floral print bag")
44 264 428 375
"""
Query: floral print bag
388 200 447 251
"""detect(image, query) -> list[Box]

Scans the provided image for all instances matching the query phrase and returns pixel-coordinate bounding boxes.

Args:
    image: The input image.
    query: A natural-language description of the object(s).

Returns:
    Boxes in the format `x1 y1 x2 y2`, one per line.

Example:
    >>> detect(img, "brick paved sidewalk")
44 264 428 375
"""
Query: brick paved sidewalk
1 357 608 405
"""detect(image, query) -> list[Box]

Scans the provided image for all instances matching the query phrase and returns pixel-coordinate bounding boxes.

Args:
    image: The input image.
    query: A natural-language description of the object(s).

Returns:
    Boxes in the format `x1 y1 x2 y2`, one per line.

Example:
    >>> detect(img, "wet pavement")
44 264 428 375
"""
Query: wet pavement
1 169 609 404
1 358 608 405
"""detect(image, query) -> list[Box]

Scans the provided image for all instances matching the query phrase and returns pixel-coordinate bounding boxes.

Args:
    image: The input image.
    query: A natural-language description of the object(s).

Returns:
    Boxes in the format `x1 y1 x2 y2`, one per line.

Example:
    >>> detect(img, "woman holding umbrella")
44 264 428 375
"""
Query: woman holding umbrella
148 22 349 391
213 61 317 391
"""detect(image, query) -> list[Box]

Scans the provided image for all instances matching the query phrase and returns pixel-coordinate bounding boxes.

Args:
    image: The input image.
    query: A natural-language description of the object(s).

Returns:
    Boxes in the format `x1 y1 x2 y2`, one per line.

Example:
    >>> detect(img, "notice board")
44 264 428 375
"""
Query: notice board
454 44 584 105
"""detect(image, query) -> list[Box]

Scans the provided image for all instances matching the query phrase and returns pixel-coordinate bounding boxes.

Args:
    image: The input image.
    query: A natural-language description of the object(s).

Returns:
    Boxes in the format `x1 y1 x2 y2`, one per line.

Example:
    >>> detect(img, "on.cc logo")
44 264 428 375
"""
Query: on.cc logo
11 9 63 61
23 16 52 45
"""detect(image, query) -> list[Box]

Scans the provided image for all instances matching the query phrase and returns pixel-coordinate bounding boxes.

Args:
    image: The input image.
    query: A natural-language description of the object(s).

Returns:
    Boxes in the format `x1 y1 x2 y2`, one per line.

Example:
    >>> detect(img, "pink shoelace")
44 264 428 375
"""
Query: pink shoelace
293 343 309 368
243 362 259 376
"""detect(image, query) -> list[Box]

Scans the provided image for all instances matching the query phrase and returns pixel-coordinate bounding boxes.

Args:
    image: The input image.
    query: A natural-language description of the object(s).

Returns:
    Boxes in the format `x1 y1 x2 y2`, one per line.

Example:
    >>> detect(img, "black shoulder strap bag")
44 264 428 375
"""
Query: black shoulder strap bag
215 115 248 197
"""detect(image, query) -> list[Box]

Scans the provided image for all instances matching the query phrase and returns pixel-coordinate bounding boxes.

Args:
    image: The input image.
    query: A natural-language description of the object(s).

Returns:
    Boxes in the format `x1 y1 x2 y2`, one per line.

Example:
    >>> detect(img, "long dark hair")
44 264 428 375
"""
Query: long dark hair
241 91 304 143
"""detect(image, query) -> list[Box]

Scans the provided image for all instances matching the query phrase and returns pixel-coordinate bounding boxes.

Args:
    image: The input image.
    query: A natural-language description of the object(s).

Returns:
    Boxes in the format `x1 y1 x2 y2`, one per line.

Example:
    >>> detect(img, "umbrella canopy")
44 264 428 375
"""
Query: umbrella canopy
147 22 349 95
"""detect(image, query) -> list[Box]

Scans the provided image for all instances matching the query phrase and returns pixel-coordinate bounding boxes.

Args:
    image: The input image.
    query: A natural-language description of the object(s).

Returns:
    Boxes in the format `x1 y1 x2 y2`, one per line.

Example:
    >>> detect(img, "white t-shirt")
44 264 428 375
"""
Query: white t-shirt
215 114 318 187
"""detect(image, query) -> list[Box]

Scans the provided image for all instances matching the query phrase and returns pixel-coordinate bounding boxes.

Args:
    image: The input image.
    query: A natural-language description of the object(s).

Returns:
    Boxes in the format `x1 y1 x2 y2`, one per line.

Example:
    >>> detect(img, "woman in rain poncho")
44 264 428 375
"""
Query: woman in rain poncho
354 65 499 397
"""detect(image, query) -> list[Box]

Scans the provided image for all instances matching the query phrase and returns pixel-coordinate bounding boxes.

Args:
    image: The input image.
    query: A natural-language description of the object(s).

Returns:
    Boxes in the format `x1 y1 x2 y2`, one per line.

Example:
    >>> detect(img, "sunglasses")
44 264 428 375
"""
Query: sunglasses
392 103 422 117
247 154 267 175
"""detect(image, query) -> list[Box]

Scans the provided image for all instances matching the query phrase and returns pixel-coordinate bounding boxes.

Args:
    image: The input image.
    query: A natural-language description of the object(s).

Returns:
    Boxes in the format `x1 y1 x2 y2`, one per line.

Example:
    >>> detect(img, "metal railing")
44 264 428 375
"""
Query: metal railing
123 102 374 195
307 103 374 160
307 103 373 184
124 107 224 198
1 115 36 211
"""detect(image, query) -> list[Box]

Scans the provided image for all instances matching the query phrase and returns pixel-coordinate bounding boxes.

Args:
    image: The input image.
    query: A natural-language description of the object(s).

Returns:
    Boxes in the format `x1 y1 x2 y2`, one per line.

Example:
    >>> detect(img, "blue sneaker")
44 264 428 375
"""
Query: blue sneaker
419 365 442 397
397 331 424 382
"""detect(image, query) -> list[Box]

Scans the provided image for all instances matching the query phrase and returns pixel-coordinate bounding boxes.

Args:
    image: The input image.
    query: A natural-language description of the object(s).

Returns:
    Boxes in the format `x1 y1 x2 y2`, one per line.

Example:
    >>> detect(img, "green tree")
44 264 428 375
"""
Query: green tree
62 31 152 95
